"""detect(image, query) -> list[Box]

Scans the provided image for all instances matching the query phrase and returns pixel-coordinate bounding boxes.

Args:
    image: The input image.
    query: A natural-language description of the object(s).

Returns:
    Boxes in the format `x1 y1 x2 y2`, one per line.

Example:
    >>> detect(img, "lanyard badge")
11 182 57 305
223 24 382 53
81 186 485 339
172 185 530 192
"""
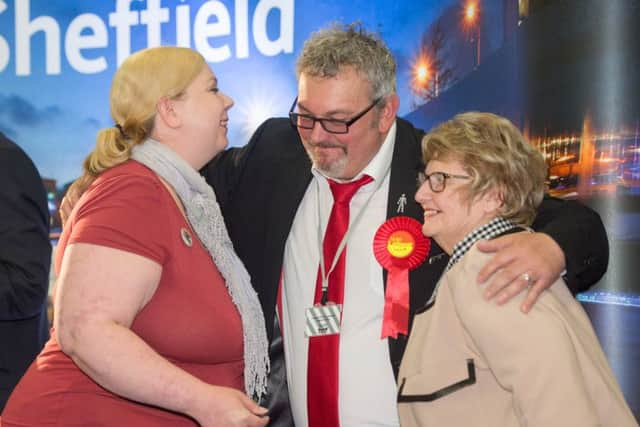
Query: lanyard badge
305 304 342 337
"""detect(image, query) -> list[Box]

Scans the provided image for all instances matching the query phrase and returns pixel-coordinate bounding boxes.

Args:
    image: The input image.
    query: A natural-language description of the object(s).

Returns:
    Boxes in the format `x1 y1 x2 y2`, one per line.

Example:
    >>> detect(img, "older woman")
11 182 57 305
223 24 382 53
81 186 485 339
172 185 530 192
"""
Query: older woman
2 47 269 427
397 112 636 426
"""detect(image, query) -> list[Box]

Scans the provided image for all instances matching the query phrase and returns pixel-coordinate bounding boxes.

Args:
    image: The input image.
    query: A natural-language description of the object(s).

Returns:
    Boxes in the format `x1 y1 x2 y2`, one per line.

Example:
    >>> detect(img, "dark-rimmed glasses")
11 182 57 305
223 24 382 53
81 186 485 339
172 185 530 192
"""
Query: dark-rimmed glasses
418 171 472 193
288 96 382 134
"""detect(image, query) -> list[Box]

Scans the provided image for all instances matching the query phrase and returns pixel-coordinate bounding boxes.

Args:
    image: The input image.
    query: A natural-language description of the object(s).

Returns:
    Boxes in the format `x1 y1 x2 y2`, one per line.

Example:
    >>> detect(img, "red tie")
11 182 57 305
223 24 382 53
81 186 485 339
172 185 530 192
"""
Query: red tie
307 174 373 427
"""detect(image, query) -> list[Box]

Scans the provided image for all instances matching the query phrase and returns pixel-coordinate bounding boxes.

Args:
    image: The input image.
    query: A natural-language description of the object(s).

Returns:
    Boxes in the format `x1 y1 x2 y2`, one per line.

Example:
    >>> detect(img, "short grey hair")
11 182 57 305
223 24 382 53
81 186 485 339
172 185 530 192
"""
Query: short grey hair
296 22 396 100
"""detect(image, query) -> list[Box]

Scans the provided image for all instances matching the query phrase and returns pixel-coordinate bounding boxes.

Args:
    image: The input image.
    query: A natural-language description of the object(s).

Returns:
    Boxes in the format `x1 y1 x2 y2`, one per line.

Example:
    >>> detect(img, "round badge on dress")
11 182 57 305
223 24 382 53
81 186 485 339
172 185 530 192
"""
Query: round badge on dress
180 227 193 247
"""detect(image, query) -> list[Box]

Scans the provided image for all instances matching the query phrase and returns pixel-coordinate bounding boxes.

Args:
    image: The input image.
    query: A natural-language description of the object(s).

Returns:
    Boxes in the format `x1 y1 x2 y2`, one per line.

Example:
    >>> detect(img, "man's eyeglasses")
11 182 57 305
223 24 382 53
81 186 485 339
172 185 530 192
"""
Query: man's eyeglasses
288 96 382 134
417 171 472 193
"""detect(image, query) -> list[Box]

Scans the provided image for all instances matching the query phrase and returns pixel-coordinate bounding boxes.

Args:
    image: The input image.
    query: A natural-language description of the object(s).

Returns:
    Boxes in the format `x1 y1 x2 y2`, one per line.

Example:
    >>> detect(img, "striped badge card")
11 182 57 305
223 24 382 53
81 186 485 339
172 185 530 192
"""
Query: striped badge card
305 304 342 337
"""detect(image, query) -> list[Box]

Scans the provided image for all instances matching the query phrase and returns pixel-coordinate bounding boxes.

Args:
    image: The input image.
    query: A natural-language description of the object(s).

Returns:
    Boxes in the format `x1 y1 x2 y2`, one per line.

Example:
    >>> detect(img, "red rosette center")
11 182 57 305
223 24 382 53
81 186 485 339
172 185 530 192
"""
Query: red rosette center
387 230 415 259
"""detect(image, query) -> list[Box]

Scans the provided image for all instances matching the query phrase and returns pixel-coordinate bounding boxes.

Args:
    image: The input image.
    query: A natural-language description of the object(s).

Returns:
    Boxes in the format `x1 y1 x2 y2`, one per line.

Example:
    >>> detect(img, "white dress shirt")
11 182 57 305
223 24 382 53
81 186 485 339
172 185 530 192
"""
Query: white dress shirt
281 122 400 427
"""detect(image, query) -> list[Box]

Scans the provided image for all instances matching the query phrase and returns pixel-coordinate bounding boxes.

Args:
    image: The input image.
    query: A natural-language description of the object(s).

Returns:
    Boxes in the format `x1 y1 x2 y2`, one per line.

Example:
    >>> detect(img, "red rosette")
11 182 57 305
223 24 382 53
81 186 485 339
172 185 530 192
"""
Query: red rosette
373 216 430 339
373 216 430 270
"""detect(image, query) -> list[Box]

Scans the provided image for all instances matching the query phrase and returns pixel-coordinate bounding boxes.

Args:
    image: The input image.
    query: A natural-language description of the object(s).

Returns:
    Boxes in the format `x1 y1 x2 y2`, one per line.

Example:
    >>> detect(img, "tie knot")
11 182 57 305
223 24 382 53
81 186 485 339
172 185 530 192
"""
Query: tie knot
328 174 373 204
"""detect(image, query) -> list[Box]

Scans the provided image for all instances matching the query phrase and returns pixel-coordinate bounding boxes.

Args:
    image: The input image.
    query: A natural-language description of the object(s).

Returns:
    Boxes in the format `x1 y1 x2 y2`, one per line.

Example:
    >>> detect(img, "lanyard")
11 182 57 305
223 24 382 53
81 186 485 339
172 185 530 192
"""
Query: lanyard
316 167 390 305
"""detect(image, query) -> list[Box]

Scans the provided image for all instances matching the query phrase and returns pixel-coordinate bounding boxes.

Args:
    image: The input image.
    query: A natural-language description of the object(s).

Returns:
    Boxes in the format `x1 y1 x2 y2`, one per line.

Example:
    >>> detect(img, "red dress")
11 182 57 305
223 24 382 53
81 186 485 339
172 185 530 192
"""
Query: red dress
2 161 244 426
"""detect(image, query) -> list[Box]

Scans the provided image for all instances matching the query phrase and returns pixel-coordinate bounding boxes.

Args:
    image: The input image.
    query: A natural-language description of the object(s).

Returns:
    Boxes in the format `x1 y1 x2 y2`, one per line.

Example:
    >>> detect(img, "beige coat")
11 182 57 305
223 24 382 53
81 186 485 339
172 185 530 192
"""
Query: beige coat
398 244 637 427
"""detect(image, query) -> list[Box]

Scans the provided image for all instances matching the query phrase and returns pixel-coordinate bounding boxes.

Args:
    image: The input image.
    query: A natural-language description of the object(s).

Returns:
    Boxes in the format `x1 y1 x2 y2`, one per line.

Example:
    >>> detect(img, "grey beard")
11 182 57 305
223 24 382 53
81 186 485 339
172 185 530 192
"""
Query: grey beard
305 145 349 179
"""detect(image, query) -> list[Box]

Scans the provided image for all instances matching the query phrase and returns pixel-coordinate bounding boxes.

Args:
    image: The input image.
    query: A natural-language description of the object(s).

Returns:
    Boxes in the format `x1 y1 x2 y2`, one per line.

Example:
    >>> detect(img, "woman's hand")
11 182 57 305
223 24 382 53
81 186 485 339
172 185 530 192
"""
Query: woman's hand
190 385 269 427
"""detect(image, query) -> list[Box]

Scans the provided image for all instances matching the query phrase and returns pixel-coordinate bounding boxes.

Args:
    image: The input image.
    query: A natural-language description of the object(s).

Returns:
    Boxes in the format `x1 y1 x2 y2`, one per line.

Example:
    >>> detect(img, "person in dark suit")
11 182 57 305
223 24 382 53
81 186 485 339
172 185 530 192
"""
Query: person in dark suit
0 132 51 411
203 23 608 426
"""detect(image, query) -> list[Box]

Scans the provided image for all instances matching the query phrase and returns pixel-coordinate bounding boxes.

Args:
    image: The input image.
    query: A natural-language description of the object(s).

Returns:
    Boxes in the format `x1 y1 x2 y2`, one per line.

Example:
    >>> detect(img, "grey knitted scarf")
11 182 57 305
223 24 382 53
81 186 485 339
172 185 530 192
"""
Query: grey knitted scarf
131 138 269 399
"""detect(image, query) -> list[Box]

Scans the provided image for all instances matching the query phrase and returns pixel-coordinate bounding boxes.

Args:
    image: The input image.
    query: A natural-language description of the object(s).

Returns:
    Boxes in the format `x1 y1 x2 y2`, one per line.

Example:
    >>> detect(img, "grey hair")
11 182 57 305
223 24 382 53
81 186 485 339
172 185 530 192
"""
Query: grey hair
296 22 396 100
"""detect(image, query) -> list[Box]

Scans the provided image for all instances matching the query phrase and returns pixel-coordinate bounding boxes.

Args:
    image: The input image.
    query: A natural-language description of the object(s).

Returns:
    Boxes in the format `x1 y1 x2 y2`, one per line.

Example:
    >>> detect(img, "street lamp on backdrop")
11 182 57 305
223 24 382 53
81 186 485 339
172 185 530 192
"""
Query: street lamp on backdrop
464 1 481 67
411 52 440 103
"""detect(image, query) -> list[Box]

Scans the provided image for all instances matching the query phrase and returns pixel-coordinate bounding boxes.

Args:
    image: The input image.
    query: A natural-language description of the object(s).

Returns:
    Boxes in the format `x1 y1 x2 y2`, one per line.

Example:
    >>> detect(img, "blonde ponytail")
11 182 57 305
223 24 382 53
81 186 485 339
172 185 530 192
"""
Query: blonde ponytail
75 46 204 189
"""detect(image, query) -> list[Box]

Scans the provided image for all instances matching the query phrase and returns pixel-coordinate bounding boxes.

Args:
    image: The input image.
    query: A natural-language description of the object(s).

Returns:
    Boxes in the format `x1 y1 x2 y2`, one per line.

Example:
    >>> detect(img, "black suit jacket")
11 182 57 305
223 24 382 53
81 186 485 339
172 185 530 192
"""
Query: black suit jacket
205 117 608 423
0 133 51 411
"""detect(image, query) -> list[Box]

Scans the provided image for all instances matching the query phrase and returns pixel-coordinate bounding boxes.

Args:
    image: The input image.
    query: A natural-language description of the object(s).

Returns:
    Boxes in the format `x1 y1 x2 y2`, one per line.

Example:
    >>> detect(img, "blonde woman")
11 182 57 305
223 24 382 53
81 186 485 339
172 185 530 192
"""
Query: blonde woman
2 47 269 427
398 112 636 426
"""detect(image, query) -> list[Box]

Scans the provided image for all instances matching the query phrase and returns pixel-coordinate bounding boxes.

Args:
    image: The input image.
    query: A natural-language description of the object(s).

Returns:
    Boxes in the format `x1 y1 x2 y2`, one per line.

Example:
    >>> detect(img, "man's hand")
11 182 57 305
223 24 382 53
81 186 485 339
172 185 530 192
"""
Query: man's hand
59 178 89 227
475 232 565 313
